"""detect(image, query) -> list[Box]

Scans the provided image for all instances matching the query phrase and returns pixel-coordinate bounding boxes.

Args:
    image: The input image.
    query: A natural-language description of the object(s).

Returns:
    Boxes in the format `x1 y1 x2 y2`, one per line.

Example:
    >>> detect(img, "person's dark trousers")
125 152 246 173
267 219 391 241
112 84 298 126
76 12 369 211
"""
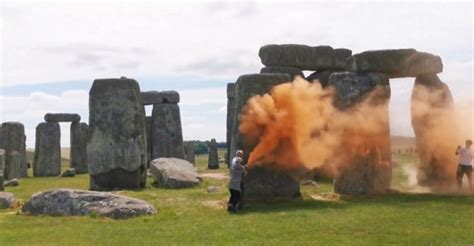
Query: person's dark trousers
237 181 245 210
228 189 240 212
456 164 473 190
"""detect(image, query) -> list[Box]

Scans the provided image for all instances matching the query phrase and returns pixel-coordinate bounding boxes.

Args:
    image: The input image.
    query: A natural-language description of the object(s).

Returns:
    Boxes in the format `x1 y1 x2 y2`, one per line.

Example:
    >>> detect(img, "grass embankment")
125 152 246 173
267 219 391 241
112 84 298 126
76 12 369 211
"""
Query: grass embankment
0 150 473 245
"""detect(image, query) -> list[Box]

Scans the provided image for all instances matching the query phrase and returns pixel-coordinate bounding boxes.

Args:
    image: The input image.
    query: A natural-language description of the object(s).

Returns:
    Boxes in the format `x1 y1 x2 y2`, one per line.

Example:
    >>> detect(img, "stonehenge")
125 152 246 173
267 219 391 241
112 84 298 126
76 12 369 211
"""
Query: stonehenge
88 78 148 190
34 122 61 177
149 91 185 160
229 73 302 199
185 141 195 165
208 139 219 169
33 113 87 177
0 149 4 191
0 122 27 179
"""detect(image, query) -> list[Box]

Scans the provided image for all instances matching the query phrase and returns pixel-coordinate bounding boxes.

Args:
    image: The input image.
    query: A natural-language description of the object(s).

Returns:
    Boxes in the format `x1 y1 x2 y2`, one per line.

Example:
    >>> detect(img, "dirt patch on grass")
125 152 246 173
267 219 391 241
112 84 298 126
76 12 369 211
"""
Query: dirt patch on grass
201 172 228 180
202 199 227 209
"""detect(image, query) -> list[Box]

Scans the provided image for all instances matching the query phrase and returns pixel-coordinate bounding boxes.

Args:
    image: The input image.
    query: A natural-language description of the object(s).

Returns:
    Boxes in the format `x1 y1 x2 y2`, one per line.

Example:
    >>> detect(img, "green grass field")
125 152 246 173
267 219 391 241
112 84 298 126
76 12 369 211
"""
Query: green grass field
1 149 473 245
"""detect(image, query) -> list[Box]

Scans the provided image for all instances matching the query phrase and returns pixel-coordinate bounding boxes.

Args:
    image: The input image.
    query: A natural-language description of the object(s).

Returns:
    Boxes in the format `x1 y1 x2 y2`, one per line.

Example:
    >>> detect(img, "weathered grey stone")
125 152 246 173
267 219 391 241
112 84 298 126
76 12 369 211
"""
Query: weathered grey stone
329 72 390 110
160 90 180 104
145 116 152 167
306 69 344 87
22 189 156 219
61 168 76 177
259 44 352 70
229 74 291 164
70 122 88 174
229 73 301 199
44 113 81 123
208 139 219 169
88 78 147 190
185 141 195 165
347 49 443 78
0 192 15 209
150 158 202 188
260 66 304 80
243 166 300 199
0 122 27 179
141 91 163 105
226 83 236 165
0 149 4 191
151 103 185 159
4 178 19 187
34 122 61 177
411 74 457 187
7 151 20 181
329 72 392 195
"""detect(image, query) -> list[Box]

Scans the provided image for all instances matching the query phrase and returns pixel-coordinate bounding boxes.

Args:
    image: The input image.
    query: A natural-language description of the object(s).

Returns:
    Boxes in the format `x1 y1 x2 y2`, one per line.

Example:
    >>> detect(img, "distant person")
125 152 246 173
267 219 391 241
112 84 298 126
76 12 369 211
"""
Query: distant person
228 150 246 213
455 140 473 190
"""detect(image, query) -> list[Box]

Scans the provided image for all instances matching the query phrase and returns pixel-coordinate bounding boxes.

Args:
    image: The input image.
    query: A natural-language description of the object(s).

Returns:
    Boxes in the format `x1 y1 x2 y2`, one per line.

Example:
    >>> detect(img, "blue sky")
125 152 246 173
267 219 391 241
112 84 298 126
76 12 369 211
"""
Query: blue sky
1 0 473 148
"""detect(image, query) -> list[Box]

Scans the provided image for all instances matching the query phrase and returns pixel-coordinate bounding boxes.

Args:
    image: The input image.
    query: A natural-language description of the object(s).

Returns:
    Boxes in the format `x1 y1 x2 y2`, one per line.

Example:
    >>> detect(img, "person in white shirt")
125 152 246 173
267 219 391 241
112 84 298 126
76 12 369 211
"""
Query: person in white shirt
455 139 472 190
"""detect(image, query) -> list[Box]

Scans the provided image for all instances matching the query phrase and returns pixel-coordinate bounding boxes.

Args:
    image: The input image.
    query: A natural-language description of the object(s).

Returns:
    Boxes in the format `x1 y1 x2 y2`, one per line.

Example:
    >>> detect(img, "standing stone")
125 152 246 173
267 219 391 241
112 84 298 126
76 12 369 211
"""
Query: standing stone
8 151 20 182
185 141 195 166
329 72 392 194
226 83 236 165
33 122 61 177
260 66 304 80
208 139 219 169
411 74 458 187
88 78 147 190
145 116 152 167
259 44 352 70
306 69 344 88
230 73 300 199
70 122 88 174
151 101 185 160
0 149 5 191
346 49 443 78
44 113 81 123
0 122 27 179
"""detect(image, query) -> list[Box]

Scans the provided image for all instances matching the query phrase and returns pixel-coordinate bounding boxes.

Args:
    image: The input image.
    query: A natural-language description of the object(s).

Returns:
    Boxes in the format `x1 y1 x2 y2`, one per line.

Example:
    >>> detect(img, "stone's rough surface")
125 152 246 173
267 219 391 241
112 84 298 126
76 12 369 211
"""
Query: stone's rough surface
0 149 4 191
329 72 390 110
243 166 300 199
185 141 195 165
411 74 458 186
330 72 392 195
151 104 185 159
8 151 20 181
34 122 61 177
0 122 27 179
229 74 291 163
259 44 352 70
87 78 147 190
145 116 152 167
70 122 88 174
4 178 19 187
260 66 304 80
44 113 81 123
61 168 76 177
208 139 219 169
141 91 163 105
347 49 443 78
306 69 343 88
0 192 15 209
22 189 156 219
159 90 180 104
150 158 202 188
226 83 236 165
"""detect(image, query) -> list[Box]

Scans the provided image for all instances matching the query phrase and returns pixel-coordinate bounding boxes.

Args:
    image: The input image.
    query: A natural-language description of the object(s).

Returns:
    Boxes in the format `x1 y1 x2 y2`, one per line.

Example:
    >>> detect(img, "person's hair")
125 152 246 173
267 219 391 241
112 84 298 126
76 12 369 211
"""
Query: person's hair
236 150 243 157
235 157 243 164
466 139 472 145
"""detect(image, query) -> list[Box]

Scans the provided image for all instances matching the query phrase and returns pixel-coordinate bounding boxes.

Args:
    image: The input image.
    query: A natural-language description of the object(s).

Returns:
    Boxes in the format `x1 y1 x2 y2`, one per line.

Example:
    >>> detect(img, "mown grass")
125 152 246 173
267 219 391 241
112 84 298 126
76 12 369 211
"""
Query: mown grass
0 150 473 245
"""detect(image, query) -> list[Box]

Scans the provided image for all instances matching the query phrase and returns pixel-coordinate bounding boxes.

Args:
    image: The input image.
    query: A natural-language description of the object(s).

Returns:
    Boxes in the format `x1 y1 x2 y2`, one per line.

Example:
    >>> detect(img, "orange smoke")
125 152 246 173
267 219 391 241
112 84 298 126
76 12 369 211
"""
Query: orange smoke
239 77 391 177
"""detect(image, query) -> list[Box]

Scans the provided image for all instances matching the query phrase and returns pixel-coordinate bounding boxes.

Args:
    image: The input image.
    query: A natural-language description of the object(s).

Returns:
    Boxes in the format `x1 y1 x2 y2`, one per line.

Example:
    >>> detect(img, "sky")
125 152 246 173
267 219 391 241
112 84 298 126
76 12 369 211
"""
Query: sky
0 0 473 148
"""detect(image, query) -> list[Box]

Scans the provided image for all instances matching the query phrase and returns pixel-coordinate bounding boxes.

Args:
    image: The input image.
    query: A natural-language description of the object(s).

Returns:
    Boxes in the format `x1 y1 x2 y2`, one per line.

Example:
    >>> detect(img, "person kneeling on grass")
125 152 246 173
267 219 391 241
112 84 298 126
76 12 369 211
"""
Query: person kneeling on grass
228 154 246 213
